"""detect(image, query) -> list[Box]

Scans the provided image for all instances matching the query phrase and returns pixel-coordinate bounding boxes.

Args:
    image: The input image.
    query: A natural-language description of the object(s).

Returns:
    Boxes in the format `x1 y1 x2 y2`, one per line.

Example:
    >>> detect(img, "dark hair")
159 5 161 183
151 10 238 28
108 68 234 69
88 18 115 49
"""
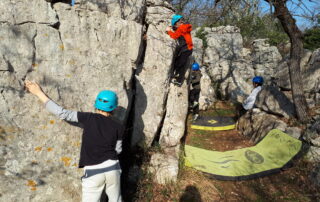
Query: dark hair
253 82 263 86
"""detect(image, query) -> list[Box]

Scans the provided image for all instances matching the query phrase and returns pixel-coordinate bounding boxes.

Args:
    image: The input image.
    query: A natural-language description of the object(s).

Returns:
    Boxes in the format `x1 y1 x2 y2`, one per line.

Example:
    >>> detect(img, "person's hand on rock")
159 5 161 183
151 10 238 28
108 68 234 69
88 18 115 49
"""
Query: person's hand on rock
25 80 43 96
25 80 49 103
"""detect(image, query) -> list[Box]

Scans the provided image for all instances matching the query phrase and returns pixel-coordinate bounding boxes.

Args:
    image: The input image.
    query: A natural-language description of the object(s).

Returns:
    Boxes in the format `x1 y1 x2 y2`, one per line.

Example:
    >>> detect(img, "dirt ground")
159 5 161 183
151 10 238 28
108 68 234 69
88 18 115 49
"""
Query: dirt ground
135 103 319 202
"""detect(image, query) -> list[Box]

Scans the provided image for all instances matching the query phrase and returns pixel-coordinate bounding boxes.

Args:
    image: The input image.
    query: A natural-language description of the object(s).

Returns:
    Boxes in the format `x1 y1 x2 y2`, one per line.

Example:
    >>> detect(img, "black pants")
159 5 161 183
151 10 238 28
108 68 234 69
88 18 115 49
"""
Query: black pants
190 88 200 115
235 104 247 119
173 50 192 83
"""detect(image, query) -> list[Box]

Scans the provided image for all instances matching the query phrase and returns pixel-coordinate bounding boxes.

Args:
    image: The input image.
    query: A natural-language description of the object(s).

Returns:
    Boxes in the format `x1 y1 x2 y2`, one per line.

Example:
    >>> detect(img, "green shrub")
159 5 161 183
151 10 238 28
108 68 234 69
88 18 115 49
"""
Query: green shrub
195 27 208 49
304 27 320 51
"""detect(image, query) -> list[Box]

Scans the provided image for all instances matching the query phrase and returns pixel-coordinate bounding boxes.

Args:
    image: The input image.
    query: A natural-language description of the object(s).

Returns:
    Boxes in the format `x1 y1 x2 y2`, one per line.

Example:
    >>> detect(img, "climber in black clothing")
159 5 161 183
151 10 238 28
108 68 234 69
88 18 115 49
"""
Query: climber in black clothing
190 62 202 121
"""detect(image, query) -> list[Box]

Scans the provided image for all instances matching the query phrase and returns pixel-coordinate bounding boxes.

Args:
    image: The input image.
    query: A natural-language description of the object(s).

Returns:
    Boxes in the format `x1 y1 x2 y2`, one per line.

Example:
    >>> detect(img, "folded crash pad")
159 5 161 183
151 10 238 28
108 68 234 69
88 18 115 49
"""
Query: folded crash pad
185 129 302 180
191 116 236 131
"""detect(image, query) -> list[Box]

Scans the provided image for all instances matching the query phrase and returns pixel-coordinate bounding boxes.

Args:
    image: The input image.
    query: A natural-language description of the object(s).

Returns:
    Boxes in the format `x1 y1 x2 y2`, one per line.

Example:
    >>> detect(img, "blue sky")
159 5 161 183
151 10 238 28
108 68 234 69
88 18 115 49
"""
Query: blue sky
260 0 320 29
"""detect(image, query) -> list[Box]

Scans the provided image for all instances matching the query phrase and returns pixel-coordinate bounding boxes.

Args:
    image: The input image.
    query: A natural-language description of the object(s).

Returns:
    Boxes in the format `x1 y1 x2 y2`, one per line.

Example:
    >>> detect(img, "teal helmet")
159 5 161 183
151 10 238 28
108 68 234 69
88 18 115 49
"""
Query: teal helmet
94 90 118 112
192 62 200 71
171 14 183 27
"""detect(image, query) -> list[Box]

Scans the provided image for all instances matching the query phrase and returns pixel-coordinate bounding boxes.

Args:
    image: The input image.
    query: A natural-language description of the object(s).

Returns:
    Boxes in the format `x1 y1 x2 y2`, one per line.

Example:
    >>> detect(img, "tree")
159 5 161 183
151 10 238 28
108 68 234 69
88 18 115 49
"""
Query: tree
264 0 309 123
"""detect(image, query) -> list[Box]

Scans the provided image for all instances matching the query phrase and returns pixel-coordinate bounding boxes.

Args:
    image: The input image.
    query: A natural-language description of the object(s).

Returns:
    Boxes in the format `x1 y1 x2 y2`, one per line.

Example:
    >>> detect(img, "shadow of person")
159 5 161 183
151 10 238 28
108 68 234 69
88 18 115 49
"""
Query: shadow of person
180 185 202 202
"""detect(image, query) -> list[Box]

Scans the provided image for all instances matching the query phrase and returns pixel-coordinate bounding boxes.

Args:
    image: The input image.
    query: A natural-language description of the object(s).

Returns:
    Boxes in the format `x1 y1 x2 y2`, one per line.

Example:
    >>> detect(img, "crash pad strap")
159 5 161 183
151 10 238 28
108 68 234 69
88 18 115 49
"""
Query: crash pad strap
191 124 235 131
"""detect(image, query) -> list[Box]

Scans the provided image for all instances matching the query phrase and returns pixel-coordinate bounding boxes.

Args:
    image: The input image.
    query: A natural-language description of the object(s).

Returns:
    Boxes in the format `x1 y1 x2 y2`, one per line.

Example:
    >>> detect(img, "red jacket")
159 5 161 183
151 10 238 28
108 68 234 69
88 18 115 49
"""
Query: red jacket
167 24 193 51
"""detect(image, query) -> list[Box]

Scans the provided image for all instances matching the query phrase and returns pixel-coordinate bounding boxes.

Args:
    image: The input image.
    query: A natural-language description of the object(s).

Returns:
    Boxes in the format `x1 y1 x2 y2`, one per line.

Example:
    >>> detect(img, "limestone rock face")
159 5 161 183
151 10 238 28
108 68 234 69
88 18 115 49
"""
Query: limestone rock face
303 49 320 106
275 50 313 90
202 26 255 103
275 49 320 106
159 78 190 148
255 86 296 118
0 0 191 199
204 26 243 65
77 0 145 23
191 35 204 64
199 68 215 110
131 0 175 147
251 39 282 83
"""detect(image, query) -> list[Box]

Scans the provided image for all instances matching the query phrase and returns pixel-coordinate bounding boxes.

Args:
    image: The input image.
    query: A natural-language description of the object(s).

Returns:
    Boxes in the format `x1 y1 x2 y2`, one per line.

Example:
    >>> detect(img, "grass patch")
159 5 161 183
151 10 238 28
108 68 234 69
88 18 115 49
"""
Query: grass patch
201 108 236 117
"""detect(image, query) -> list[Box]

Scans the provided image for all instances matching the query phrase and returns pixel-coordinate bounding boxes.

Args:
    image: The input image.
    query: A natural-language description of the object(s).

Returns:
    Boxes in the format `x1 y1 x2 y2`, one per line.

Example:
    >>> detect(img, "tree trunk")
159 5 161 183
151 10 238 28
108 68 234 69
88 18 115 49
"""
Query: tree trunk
265 0 309 123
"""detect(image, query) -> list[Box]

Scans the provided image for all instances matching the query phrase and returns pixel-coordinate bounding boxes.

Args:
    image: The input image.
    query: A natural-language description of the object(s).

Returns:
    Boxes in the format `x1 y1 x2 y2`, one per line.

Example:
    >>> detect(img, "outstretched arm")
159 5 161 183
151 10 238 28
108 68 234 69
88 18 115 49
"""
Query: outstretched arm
25 80 78 122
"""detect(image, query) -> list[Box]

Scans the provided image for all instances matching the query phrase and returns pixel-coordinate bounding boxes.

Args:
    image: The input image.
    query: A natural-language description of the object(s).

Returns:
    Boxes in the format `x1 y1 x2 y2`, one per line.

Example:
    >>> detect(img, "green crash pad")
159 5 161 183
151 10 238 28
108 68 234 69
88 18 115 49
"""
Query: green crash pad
191 116 236 131
185 129 302 180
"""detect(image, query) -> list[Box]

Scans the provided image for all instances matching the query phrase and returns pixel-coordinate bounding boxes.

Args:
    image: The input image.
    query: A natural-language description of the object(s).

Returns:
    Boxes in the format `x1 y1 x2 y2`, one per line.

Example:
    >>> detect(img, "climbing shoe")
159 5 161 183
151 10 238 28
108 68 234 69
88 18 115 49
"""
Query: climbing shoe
171 78 182 87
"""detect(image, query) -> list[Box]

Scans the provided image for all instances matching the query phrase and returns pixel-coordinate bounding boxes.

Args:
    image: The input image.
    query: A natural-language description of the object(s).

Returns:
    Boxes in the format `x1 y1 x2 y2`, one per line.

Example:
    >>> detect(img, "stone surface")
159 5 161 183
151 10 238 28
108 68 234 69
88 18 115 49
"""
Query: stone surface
201 26 255 103
303 120 320 147
191 35 204 64
251 39 282 83
149 147 179 184
306 146 320 163
131 1 175 147
309 164 320 187
275 50 313 90
285 127 302 139
237 108 288 143
203 26 243 65
0 0 190 199
199 68 215 110
275 49 320 106
159 71 190 148
255 86 296 118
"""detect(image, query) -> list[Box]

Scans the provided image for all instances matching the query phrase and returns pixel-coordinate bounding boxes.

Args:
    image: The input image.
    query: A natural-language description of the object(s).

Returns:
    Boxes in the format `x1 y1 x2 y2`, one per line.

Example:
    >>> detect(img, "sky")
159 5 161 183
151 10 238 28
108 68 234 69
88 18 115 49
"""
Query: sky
260 0 320 29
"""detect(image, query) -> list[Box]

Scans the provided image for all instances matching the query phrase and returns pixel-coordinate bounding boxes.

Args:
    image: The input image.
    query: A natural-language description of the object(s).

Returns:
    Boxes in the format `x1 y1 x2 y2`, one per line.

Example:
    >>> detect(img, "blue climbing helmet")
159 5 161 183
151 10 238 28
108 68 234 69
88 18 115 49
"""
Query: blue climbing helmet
192 62 200 71
252 76 264 84
94 90 118 112
171 14 183 27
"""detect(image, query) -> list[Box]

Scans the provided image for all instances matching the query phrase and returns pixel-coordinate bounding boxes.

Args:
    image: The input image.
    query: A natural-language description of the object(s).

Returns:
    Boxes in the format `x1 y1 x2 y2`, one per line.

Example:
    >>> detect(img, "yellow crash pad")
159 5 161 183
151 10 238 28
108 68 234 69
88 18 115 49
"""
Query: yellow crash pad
185 129 302 180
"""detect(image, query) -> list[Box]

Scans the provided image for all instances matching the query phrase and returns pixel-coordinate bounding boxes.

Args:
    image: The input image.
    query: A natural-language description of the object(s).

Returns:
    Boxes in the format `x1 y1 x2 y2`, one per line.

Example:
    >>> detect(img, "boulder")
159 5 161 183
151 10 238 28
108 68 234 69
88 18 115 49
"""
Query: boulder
275 50 313 90
255 86 296 118
237 108 288 143
149 147 179 184
251 39 282 83
199 68 215 111
191 36 204 64
159 71 190 148
203 26 243 65
306 146 320 163
201 26 255 103
275 49 320 106
131 1 175 147
207 59 254 103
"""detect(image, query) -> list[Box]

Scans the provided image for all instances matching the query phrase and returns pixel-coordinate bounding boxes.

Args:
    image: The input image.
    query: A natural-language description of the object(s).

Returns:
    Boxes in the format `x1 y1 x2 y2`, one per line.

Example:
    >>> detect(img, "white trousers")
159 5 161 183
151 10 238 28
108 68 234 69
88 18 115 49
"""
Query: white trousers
82 160 122 202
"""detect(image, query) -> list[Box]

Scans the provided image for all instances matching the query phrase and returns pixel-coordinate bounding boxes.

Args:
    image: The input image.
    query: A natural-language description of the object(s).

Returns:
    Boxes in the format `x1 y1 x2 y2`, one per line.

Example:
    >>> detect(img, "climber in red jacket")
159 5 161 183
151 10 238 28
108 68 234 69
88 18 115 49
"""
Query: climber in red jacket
166 14 193 86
